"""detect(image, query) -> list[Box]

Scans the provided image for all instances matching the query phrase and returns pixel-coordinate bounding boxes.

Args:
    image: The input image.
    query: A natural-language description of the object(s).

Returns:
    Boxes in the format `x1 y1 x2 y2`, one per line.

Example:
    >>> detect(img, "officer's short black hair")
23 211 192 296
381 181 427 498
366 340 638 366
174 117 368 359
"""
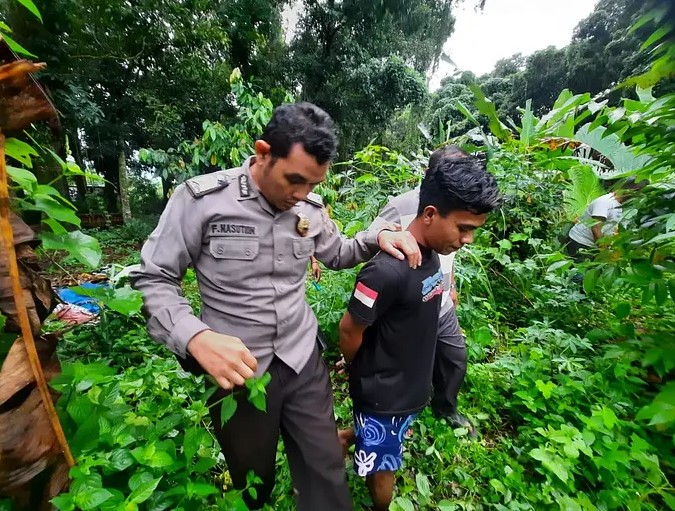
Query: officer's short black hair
418 146 501 216
426 145 469 172
261 102 338 165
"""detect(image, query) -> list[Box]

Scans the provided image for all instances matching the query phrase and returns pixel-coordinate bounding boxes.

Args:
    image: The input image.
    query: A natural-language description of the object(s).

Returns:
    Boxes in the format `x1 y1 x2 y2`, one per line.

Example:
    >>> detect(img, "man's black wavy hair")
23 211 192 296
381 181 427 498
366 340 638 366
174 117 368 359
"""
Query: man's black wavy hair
419 145 501 216
261 102 337 165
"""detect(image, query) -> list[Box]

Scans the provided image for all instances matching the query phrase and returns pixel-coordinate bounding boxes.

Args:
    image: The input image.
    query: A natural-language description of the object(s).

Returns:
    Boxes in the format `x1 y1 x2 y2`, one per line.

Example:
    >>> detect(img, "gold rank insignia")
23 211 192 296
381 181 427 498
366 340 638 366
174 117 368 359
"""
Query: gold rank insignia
296 213 310 237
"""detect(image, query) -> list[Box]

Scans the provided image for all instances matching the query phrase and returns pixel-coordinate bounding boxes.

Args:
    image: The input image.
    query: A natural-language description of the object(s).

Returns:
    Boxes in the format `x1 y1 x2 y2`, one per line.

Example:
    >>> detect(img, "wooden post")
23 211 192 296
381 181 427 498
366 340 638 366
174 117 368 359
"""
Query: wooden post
0 132 74 468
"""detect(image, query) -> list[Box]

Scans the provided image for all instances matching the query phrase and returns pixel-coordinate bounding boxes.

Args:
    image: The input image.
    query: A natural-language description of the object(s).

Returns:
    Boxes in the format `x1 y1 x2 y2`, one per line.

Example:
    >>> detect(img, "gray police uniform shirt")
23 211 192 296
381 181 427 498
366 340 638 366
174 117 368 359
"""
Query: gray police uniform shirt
130 157 382 376
369 188 456 320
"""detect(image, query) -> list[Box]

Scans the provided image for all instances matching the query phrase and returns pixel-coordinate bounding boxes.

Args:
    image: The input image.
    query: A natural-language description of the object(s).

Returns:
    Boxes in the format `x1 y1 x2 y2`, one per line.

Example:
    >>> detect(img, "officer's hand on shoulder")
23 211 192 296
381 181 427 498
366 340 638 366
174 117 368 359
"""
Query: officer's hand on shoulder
187 330 257 390
377 230 422 269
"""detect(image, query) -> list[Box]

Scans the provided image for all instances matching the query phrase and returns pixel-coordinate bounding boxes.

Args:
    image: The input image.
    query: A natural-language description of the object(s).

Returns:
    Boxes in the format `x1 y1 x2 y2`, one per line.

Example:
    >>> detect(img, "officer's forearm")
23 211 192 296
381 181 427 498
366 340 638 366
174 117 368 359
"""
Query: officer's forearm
131 270 208 357
317 229 380 270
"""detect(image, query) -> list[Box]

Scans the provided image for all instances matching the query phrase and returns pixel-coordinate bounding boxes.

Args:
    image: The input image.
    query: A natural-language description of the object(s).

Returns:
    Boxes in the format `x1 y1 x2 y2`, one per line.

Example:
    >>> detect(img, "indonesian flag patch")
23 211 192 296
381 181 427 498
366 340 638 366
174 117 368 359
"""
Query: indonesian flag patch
354 282 378 308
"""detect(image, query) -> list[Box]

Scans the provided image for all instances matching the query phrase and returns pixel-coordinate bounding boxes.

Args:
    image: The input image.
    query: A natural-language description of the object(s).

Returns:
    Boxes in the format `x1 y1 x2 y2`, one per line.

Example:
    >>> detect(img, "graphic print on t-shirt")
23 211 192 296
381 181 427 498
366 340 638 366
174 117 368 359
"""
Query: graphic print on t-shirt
421 269 443 302
354 281 379 308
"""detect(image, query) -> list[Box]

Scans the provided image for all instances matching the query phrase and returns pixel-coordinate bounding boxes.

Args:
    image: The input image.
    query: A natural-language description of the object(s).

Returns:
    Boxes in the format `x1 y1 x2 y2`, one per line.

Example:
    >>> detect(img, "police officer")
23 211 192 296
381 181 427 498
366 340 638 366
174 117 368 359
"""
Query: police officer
130 102 421 511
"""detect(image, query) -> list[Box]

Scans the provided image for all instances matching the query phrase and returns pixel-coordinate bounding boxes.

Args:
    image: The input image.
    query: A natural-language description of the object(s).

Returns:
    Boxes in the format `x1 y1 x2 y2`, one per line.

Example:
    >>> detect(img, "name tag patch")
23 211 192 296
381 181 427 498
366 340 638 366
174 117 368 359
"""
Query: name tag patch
209 223 257 236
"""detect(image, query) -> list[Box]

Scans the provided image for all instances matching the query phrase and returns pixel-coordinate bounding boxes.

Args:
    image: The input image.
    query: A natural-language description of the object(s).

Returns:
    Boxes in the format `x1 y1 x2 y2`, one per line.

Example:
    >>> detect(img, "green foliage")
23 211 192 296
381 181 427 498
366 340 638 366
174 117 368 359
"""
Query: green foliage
290 0 454 154
139 69 275 187
50 357 256 511
563 166 605 220
4 3 671 510
4 124 102 270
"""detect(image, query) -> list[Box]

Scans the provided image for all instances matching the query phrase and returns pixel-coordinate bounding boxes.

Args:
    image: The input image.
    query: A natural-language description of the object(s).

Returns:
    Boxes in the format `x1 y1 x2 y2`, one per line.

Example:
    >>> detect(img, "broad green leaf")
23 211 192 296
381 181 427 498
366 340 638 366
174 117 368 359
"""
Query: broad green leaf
109 448 135 471
129 472 154 492
415 473 431 498
614 302 631 320
390 497 415 511
548 260 572 272
518 99 535 149
104 287 143 316
574 124 652 179
602 406 618 430
220 393 238 426
260 371 272 387
645 231 675 245
74 489 113 510
71 415 99 454
640 27 668 52
530 448 569 483
437 500 458 511
149 450 174 468
183 427 206 462
42 217 67 235
535 380 556 399
661 491 675 510
15 0 42 21
470 84 512 141
636 86 655 103
0 33 37 57
583 269 598 294
6 166 37 191
489 479 506 494
41 231 102 268
563 165 605 220
655 280 668 306
51 494 75 511
186 482 219 498
248 389 267 412
454 100 480 127
29 195 80 225
5 138 38 167
128 477 162 504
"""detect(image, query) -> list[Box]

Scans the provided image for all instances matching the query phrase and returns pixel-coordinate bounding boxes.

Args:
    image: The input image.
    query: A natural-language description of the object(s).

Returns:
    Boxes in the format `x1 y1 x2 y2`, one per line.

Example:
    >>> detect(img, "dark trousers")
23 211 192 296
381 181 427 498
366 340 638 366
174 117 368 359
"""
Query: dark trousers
181 346 352 511
430 310 467 416
565 237 594 263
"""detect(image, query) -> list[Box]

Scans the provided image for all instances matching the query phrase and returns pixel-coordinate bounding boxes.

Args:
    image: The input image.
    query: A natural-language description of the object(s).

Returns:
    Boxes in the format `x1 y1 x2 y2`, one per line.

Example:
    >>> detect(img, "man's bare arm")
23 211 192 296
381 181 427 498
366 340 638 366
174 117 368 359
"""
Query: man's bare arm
591 215 607 241
339 311 368 363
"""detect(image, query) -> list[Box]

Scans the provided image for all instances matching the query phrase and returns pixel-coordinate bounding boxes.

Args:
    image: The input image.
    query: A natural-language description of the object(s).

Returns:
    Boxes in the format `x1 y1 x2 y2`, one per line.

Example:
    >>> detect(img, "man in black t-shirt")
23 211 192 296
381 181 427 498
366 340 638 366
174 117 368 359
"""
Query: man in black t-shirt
338 148 501 511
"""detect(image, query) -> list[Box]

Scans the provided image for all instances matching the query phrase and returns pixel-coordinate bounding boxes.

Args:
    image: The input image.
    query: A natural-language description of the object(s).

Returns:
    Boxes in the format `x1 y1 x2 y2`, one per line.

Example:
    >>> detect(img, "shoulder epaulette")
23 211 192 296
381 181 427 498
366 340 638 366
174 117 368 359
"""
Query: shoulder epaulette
185 169 232 198
303 192 324 207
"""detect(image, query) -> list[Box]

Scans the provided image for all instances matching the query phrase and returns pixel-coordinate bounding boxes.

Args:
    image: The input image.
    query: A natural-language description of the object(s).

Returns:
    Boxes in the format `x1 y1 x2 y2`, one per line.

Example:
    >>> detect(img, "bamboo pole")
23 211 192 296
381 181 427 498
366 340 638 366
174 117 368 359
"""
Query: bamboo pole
0 132 74 467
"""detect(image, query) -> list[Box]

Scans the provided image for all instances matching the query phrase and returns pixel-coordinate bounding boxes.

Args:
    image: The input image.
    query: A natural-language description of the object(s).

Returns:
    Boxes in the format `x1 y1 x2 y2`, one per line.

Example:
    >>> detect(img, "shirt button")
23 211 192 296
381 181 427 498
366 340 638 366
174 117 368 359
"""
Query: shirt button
245 249 251 256
277 254 283 262
217 247 223 255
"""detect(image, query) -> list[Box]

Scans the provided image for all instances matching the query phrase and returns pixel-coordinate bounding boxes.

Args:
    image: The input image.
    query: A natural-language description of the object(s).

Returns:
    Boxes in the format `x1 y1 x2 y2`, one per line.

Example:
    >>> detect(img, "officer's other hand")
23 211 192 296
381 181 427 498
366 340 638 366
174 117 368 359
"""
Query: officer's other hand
377 230 422 269
311 257 322 282
187 330 257 390
451 288 459 307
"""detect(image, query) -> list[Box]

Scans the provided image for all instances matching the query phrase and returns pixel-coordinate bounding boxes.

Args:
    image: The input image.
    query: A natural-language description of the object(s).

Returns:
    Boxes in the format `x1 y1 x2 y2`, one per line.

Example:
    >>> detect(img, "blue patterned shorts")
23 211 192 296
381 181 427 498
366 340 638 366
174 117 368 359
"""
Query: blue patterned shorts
352 410 417 477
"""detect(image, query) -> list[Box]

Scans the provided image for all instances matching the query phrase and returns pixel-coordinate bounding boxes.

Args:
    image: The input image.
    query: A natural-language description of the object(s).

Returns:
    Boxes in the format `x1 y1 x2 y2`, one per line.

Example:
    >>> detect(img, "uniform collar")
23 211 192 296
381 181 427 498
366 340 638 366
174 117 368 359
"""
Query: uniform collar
237 156 260 201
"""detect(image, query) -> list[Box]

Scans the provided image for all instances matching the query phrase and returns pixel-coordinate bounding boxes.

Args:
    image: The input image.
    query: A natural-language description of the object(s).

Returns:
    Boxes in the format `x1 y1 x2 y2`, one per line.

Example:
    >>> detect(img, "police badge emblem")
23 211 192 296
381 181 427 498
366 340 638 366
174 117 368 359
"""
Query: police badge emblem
296 214 310 236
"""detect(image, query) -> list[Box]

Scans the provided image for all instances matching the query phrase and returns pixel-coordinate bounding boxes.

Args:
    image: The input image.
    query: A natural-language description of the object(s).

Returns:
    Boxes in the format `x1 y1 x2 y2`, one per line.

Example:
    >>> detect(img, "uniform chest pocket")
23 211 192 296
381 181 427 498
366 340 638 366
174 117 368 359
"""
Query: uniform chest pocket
293 238 315 259
210 238 259 260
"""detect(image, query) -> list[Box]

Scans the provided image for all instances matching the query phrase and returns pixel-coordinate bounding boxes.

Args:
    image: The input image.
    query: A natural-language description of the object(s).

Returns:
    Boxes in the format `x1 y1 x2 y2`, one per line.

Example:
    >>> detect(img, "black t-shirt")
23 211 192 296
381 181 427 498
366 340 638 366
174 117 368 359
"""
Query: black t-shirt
347 245 442 415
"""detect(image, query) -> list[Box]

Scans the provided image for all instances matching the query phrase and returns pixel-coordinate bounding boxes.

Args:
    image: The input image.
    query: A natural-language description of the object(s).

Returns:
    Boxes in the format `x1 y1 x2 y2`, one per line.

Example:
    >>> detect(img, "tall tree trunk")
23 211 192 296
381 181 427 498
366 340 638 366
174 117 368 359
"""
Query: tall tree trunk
117 145 132 224
97 155 119 212
68 131 87 201
161 176 172 207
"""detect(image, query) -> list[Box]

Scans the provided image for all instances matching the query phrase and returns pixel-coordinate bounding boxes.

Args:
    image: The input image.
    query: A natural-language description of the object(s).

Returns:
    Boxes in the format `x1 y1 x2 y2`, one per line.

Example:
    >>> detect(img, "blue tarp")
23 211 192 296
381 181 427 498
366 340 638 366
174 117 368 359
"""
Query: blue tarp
56 282 108 314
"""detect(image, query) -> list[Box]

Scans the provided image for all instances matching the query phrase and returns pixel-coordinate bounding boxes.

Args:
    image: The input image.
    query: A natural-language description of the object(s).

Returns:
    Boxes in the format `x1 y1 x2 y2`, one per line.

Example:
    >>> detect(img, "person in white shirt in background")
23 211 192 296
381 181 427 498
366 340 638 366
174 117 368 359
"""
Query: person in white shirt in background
567 177 647 262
